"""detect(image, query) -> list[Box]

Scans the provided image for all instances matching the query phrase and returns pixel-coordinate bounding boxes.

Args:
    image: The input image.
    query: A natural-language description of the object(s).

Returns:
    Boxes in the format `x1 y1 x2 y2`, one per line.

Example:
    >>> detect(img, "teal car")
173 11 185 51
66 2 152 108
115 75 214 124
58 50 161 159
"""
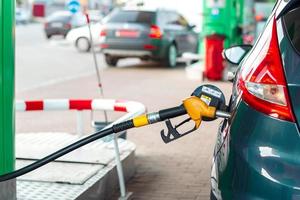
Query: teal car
211 0 300 199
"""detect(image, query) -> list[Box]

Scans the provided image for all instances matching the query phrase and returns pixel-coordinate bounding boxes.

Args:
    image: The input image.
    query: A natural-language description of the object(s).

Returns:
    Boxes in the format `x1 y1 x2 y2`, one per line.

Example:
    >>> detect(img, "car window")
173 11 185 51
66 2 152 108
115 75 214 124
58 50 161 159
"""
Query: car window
169 13 182 25
167 12 179 25
162 12 189 28
106 10 154 24
255 2 274 18
158 11 171 26
177 15 189 27
71 13 86 26
283 6 300 54
47 12 71 22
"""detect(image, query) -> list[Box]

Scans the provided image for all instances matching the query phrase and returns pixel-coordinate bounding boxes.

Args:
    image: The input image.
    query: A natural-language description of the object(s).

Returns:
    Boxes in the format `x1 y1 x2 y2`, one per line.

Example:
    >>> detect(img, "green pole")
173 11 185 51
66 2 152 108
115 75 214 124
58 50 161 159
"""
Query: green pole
0 0 16 198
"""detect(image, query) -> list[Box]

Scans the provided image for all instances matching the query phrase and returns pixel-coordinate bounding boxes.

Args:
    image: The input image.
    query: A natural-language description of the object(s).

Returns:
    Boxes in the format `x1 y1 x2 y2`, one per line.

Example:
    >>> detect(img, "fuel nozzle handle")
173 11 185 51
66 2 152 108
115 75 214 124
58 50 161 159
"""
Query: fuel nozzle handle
158 97 231 122
112 96 230 133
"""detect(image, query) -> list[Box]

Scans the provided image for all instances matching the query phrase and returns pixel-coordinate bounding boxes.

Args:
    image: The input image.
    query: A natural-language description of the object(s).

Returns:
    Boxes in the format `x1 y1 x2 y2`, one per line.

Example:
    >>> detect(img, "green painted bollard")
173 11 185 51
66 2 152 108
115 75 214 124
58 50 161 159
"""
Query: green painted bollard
0 0 16 199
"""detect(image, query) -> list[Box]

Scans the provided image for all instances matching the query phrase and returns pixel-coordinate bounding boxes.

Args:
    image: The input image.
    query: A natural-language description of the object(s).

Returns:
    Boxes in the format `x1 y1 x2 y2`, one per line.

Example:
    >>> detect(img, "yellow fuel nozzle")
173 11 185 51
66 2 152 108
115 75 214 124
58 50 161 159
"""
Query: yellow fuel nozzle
132 96 218 129
183 96 217 129
130 95 227 144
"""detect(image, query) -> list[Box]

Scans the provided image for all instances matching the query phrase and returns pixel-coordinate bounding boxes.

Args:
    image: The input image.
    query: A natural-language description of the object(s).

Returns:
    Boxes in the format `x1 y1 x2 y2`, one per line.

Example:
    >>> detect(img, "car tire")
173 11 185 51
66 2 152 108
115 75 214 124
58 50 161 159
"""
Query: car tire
76 37 91 52
46 34 52 39
210 190 217 200
166 43 178 68
105 55 118 67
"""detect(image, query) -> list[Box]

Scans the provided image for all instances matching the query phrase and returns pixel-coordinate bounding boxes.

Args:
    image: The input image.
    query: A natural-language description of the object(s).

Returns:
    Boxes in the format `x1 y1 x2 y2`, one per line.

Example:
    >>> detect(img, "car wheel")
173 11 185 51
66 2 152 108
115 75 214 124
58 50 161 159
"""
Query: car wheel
76 37 91 52
210 190 217 200
166 44 177 68
46 34 52 39
105 55 118 67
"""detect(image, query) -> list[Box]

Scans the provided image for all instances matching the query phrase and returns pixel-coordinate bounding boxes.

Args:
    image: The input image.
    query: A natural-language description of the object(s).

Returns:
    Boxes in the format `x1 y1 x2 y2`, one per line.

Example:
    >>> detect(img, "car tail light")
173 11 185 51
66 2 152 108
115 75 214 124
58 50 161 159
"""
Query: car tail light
100 29 107 37
64 23 72 29
100 44 109 48
238 18 295 122
149 25 162 39
44 23 49 28
143 44 156 50
255 14 264 22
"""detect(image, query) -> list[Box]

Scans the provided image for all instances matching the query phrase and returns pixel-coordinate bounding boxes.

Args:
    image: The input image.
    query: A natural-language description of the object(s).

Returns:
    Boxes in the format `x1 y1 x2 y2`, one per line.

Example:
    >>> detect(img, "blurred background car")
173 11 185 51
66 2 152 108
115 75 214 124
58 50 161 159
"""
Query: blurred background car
16 7 31 25
100 7 199 67
254 1 274 39
87 10 104 23
44 11 86 39
66 22 103 52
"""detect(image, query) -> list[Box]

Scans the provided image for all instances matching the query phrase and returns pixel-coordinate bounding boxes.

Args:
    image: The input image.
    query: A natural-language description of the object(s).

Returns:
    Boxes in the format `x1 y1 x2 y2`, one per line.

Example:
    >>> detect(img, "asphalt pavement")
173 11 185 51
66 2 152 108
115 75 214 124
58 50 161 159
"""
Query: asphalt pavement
16 23 103 92
16 23 232 200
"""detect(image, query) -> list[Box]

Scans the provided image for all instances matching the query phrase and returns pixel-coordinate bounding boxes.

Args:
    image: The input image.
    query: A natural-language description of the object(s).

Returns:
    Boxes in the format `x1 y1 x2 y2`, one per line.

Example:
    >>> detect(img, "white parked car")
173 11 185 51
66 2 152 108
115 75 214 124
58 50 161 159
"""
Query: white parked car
88 10 104 23
66 22 103 52
16 7 31 24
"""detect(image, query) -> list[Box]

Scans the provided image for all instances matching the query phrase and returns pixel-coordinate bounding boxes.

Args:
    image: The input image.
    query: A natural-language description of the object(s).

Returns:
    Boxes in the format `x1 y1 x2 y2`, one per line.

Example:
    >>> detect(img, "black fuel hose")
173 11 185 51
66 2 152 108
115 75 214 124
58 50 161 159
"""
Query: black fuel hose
0 120 135 182
0 105 183 182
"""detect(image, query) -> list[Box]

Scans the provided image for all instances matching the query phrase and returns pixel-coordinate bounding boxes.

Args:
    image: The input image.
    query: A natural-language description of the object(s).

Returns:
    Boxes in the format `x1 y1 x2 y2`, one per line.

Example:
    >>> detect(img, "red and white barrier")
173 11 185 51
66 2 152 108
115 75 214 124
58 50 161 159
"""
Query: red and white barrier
16 99 145 113
16 99 146 133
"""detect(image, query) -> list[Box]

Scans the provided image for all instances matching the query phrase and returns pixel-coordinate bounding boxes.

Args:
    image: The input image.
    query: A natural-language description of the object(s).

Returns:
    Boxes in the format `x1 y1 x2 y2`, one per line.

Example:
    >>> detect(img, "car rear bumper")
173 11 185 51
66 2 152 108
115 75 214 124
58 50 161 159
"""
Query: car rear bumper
212 100 300 200
101 49 152 58
100 37 163 58
45 28 70 36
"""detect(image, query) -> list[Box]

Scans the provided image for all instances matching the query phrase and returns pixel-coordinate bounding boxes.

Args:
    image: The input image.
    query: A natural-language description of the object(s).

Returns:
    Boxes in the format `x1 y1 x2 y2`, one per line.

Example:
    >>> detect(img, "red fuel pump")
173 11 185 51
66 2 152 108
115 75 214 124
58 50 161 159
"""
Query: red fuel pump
32 2 46 17
204 34 225 81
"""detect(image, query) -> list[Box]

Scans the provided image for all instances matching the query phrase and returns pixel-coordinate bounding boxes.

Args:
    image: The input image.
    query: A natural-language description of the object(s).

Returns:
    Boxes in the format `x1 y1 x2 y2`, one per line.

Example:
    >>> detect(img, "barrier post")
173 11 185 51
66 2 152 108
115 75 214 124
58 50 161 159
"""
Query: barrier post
76 111 84 136
0 0 16 198
113 134 129 199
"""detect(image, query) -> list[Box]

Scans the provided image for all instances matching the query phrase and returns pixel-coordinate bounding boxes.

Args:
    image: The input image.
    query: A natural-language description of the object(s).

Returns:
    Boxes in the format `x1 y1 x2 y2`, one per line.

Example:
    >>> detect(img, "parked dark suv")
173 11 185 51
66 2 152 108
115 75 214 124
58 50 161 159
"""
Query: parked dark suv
99 8 199 67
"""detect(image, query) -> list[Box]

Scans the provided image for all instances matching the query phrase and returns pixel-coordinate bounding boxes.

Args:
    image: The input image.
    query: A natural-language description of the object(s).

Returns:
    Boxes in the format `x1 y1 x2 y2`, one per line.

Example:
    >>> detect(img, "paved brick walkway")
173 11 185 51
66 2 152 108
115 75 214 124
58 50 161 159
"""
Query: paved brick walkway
16 64 231 200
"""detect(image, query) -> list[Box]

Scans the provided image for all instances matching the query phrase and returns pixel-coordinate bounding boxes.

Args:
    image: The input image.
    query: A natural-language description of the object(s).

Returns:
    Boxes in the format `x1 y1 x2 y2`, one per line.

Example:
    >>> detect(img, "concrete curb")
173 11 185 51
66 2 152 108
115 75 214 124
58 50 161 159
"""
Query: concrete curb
77 151 135 200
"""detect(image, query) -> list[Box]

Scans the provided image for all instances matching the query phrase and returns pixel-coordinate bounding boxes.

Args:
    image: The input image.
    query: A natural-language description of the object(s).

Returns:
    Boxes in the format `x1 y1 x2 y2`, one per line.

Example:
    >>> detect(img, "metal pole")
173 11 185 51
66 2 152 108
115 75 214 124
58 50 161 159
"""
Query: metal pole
113 133 127 199
85 13 108 123
76 111 84 136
